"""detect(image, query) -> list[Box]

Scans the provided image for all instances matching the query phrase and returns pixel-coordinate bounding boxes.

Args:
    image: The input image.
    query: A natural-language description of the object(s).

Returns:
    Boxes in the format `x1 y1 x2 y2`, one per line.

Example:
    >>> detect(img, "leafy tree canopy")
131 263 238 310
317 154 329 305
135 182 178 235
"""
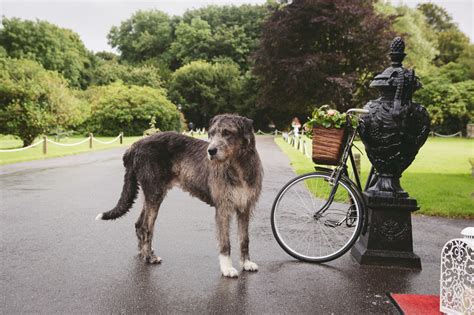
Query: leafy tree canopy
375 3 438 74
0 58 88 146
0 18 93 88
90 59 163 89
179 4 270 69
252 0 395 122
84 81 180 136
95 51 119 61
416 72 473 134
417 3 470 65
108 10 174 65
107 5 269 71
417 3 455 33
169 60 242 127
170 18 214 65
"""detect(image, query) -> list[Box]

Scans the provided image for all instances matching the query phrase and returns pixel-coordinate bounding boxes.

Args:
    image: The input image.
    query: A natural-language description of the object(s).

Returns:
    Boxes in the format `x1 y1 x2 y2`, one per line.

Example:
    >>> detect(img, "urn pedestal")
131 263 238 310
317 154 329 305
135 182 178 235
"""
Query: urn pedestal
351 195 421 269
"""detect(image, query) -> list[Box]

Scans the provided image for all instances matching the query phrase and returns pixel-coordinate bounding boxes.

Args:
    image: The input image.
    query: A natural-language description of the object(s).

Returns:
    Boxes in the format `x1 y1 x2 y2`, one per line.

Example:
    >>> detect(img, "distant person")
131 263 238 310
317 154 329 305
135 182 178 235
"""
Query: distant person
291 117 301 136
188 122 194 131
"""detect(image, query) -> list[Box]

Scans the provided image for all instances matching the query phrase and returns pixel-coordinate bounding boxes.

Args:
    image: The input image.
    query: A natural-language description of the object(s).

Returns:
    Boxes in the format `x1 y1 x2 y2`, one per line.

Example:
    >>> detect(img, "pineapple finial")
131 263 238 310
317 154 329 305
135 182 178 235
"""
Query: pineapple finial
389 37 406 67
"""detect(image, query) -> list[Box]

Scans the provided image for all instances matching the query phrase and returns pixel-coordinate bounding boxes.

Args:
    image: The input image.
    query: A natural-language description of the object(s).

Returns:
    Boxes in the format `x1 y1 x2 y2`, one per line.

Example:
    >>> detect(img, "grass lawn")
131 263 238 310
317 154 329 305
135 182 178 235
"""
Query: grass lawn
275 136 474 219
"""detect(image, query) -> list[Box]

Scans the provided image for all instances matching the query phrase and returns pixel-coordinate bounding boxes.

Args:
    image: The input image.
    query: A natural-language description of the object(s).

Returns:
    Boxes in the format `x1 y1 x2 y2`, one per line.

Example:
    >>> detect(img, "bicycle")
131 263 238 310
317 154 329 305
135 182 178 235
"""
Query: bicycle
271 108 373 263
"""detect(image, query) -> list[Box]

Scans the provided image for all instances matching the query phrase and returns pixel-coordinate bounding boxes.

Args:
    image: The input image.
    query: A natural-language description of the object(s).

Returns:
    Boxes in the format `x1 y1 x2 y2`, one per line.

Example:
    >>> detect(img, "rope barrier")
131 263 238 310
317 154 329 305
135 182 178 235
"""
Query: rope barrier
0 139 44 152
92 134 122 145
0 133 123 153
46 137 90 147
431 131 462 138
256 130 277 135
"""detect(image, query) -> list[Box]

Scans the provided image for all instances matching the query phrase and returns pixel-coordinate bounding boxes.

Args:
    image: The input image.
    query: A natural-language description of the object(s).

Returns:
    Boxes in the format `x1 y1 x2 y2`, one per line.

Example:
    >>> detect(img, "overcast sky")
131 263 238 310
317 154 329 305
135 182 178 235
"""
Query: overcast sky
1 0 472 53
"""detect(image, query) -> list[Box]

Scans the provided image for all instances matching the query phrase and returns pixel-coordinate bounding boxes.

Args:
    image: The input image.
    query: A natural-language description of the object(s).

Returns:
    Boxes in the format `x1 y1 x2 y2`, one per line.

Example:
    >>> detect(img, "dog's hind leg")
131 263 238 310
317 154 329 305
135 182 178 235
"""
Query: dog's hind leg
135 195 164 264
237 210 258 272
216 208 238 278
135 205 146 251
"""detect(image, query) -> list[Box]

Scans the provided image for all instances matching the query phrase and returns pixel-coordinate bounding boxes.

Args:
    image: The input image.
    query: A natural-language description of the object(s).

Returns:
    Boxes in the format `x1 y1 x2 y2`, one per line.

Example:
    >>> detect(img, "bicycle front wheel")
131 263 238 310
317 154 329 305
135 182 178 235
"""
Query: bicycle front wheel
271 172 364 263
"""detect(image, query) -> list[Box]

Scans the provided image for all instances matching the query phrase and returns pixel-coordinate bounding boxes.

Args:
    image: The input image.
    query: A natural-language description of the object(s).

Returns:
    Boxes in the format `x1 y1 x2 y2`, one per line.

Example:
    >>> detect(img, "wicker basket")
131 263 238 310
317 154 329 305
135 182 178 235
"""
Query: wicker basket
312 126 347 165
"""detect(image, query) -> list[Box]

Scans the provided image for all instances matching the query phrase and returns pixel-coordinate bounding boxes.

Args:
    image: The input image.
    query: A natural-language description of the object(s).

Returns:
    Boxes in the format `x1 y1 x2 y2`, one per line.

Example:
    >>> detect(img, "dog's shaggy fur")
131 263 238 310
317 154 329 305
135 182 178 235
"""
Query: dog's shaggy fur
96 114 263 277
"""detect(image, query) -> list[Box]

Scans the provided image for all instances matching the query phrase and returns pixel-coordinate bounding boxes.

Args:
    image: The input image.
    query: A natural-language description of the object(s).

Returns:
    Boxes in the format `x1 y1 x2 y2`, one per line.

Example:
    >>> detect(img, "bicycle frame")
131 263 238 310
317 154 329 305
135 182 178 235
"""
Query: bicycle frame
313 109 370 218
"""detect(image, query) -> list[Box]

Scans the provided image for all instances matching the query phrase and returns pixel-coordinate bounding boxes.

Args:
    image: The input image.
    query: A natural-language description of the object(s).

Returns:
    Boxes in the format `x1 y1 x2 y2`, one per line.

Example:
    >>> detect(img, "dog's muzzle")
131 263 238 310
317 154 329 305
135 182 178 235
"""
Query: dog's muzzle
208 147 218 160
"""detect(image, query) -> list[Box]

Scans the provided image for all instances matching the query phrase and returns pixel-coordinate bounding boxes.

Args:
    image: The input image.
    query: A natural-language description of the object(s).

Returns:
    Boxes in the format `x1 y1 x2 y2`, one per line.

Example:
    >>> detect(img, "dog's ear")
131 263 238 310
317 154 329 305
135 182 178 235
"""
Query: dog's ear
209 116 218 129
242 117 255 146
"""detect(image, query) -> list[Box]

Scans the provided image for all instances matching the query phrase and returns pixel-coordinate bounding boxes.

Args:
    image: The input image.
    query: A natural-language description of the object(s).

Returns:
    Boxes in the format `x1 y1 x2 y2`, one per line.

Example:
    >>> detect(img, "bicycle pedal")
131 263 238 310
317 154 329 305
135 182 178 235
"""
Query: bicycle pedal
324 219 338 228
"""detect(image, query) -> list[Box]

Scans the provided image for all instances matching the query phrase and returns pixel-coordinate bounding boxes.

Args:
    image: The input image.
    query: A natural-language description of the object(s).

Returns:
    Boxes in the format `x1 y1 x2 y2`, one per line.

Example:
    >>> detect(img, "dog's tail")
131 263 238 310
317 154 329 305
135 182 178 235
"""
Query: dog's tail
95 146 139 221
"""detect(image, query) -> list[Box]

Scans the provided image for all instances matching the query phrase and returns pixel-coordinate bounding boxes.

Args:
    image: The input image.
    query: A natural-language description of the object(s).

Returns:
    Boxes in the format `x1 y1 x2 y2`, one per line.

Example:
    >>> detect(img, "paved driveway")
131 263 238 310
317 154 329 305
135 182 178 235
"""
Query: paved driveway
0 136 469 313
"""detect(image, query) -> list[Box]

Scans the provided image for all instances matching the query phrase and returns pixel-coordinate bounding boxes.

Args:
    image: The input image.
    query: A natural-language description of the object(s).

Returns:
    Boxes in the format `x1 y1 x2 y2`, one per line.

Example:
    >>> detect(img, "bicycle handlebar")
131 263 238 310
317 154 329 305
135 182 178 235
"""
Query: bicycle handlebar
346 108 369 115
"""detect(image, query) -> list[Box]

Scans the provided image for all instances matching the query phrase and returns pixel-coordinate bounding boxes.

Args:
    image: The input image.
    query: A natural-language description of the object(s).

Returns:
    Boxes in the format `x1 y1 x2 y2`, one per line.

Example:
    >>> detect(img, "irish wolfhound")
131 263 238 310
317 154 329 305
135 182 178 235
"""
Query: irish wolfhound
96 114 263 278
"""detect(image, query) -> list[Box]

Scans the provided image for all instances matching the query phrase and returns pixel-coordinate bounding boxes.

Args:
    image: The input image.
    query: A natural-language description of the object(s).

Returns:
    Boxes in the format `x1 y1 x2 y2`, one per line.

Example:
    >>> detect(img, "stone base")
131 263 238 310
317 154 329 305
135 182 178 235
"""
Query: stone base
351 241 422 269
350 193 422 270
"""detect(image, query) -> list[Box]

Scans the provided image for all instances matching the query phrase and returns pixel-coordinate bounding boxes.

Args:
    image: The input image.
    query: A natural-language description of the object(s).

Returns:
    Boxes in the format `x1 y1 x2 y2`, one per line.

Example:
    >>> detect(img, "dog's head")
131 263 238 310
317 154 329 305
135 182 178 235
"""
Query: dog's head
207 114 255 161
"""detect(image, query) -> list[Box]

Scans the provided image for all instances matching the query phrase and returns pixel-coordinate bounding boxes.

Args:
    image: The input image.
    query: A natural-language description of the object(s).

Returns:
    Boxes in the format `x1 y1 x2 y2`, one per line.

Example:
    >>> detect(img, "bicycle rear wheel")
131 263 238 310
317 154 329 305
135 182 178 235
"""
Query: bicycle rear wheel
271 172 364 263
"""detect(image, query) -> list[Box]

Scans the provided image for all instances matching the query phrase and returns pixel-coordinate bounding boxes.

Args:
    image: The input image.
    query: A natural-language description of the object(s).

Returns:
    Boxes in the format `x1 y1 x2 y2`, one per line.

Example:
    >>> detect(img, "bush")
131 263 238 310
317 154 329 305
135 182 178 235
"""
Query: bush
84 82 180 136
0 58 88 146
416 72 473 134
169 60 242 127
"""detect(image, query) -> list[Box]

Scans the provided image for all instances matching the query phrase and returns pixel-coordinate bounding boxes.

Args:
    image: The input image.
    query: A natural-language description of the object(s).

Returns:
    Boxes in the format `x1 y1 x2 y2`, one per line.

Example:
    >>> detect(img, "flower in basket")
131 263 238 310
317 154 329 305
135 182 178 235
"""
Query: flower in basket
304 105 358 131
304 105 357 165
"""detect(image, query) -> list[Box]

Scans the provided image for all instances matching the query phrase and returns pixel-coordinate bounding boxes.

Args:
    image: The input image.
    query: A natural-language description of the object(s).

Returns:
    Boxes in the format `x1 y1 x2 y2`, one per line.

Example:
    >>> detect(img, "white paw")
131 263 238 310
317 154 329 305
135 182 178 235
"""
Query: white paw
219 254 238 278
241 260 259 272
221 266 239 278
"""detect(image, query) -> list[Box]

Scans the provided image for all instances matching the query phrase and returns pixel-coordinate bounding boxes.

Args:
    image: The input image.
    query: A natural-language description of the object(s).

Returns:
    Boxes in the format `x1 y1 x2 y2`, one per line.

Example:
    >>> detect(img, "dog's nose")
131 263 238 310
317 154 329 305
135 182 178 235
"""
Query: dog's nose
208 148 217 156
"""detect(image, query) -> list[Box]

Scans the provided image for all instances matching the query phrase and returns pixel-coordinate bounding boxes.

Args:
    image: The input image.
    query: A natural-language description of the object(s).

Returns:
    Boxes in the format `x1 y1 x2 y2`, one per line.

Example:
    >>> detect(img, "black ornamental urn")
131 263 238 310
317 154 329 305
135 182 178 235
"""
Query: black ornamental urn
351 37 430 269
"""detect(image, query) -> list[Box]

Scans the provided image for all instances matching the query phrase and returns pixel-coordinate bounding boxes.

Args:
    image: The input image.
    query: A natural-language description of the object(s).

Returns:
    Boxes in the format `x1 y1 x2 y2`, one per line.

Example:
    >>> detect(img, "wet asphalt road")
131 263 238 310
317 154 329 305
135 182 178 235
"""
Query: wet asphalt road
0 136 471 314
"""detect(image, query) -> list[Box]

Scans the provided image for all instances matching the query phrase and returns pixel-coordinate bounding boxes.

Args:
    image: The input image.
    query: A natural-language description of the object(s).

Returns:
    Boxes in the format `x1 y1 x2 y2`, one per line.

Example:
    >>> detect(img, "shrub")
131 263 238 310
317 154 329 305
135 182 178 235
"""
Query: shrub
84 82 180 136
0 58 88 146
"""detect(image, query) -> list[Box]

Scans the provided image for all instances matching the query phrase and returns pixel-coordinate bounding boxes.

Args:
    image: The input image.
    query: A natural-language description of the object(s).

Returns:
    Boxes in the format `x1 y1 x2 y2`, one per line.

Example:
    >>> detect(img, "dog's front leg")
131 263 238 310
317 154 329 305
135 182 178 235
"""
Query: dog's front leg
237 210 258 272
216 207 238 278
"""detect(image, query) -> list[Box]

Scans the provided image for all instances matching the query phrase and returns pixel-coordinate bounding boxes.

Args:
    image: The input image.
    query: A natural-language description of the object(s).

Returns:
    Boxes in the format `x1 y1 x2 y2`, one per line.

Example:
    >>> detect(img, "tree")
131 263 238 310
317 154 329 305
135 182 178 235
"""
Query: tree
181 4 268 40
95 51 119 61
0 18 93 88
415 64 473 134
0 58 87 146
416 3 453 32
108 10 174 65
375 3 438 74
180 4 270 69
252 0 395 126
90 59 163 89
457 44 474 80
169 60 242 127
435 29 470 65
107 5 269 70
84 82 180 136
417 3 470 65
417 79 473 134
170 18 214 65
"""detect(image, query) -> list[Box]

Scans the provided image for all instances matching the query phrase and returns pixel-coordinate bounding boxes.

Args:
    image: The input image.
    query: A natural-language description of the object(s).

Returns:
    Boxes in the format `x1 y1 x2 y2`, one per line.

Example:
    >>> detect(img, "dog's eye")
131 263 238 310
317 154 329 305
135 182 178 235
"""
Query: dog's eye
222 129 231 136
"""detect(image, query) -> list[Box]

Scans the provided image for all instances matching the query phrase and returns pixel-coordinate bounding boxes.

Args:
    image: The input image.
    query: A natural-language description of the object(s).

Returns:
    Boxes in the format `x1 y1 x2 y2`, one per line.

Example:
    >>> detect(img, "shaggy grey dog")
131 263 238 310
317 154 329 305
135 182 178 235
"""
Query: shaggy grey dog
96 114 263 278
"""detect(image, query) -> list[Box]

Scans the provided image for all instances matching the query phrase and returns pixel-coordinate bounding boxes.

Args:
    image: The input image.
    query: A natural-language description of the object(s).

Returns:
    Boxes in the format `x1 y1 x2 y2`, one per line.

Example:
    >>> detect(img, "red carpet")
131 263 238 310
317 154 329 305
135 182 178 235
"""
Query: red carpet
388 293 441 315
